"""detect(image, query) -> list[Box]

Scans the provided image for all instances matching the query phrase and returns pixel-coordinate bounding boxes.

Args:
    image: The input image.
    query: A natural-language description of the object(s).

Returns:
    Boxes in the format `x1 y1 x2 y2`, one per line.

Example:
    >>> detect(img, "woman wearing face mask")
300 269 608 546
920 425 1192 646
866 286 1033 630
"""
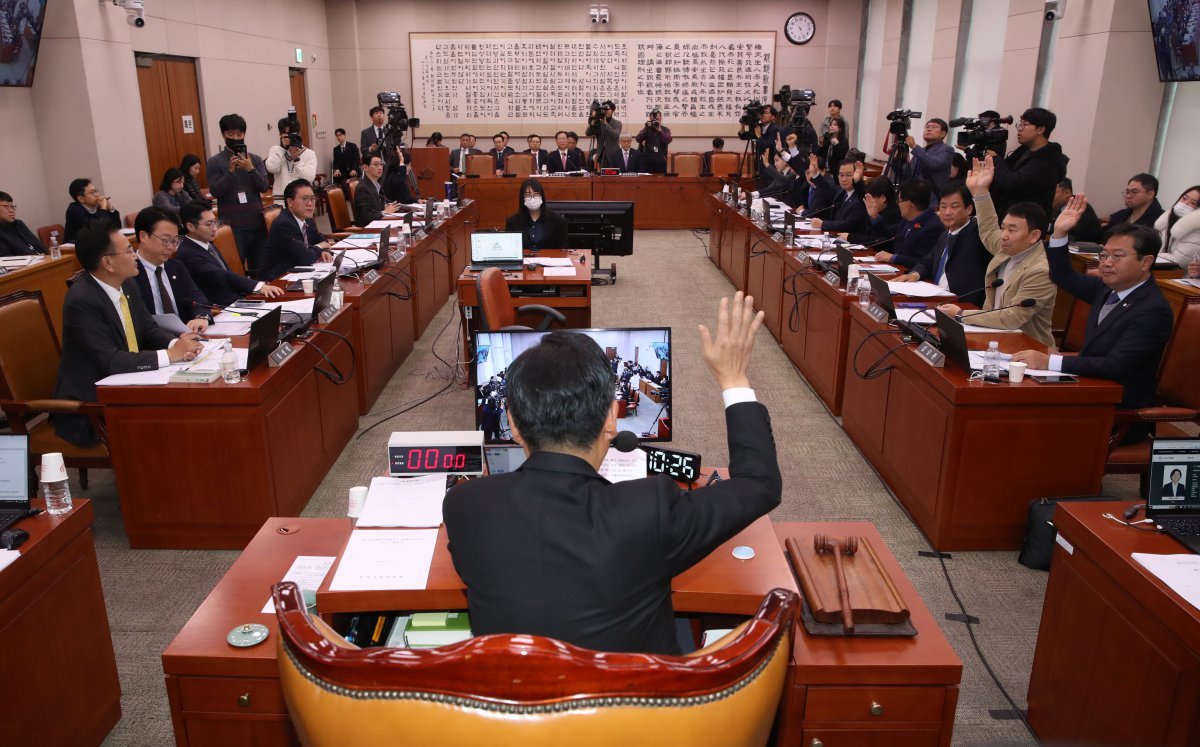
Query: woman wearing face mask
1154 185 1200 276
505 178 568 251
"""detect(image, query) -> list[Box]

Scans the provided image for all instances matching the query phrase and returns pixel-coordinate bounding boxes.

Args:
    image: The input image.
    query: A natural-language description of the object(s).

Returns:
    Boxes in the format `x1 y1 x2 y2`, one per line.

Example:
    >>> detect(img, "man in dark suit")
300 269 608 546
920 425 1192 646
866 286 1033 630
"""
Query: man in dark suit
176 200 283 306
53 223 204 447
444 292 781 654
895 183 993 306
131 207 211 333
1108 173 1164 229
0 191 46 256
487 133 515 175
1013 199 1174 437
604 133 644 173
754 107 779 163
331 128 361 185
450 132 481 175
523 134 550 173
360 106 388 162
873 178 944 268
354 153 403 226
566 132 590 173
810 160 869 235
259 179 333 281
64 178 121 242
546 131 583 173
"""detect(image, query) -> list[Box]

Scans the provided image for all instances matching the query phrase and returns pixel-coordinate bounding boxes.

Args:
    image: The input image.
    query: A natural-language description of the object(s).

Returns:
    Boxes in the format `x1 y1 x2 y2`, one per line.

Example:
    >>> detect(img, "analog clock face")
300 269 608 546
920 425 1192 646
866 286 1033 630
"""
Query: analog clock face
786 12 816 45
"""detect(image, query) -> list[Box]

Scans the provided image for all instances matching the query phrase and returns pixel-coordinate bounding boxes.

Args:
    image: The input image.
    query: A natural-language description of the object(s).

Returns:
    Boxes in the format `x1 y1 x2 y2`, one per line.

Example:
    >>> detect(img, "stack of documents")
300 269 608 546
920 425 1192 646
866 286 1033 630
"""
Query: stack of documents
96 339 243 386
356 475 447 528
1133 553 1200 612
886 281 954 298
261 555 337 614
327 528 438 591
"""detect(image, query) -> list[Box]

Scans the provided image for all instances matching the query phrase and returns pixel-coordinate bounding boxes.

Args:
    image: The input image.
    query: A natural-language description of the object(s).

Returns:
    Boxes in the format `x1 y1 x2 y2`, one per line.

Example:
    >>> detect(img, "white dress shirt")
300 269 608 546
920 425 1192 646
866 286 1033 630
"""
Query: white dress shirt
90 273 172 367
137 255 179 317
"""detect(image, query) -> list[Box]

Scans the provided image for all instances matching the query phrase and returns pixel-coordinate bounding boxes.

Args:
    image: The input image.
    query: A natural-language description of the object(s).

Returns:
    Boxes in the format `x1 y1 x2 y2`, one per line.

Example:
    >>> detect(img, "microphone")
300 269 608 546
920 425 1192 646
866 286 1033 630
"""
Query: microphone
896 279 1006 343
801 202 839 220
912 278 1005 323
956 297 1036 321
611 430 640 453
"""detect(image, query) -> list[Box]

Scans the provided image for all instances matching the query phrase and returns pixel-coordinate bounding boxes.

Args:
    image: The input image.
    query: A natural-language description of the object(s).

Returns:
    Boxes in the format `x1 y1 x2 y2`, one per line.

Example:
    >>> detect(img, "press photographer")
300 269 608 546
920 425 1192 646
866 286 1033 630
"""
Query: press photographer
950 111 1012 162
265 109 316 200
586 100 622 168
635 109 672 174
988 107 1068 220
881 108 921 185
905 117 953 202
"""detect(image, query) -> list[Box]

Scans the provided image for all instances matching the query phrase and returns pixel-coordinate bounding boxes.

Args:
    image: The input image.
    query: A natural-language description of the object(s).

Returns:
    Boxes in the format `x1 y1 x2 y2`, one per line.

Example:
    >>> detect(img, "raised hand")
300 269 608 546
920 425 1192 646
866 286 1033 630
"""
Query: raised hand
1053 194 1088 239
965 156 994 196
698 291 764 391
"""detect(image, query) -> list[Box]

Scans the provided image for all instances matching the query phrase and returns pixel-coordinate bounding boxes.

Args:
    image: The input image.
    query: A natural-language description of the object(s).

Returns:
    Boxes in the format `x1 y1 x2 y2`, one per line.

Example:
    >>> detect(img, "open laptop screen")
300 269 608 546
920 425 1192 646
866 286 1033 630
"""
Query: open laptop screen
0 433 28 505
1147 438 1200 515
471 233 523 262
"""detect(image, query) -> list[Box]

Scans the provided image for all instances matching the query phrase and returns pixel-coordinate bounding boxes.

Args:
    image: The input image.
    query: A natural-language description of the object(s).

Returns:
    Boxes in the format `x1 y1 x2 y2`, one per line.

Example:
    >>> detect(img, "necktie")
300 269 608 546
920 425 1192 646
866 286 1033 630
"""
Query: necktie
155 265 176 316
624 151 629 169
562 152 568 169
933 233 955 283
118 294 139 353
207 245 229 271
1097 292 1121 323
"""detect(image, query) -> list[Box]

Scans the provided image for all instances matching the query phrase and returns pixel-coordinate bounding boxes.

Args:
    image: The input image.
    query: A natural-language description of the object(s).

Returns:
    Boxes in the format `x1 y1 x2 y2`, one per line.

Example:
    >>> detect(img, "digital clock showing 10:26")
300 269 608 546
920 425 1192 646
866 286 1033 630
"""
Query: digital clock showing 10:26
390 445 485 475
644 445 702 483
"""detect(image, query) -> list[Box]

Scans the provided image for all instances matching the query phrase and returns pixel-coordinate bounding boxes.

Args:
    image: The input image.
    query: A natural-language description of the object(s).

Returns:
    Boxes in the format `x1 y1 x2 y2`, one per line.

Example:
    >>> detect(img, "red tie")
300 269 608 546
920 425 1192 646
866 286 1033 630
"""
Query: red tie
562 152 568 169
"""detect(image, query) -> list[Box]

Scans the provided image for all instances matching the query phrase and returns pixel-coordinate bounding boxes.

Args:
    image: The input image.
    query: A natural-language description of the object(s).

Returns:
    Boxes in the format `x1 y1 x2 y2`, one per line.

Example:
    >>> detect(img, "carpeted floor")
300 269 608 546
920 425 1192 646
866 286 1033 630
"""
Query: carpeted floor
88 228 1143 745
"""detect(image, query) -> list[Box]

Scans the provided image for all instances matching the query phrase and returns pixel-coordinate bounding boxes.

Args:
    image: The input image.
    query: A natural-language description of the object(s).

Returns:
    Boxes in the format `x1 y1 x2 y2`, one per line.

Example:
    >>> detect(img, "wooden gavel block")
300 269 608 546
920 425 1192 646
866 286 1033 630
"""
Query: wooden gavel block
814 533 859 634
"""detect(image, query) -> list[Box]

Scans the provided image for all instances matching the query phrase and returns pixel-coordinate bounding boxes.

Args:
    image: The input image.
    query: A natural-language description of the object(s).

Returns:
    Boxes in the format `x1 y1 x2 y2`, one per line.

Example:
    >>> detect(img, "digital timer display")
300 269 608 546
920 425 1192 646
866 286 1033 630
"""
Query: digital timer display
390 445 485 475
644 446 701 483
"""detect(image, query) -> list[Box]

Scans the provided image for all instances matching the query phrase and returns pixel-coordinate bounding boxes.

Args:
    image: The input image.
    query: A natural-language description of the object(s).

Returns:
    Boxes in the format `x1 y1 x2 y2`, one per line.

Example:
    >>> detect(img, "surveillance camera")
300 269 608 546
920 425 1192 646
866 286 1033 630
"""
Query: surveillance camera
127 12 145 27
1044 0 1064 21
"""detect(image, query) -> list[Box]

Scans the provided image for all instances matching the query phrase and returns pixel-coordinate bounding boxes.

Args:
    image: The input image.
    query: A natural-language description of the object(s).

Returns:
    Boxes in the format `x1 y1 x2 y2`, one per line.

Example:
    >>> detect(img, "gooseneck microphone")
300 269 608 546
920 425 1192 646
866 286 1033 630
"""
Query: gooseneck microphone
907 278 1006 327
955 297 1036 321
611 430 641 453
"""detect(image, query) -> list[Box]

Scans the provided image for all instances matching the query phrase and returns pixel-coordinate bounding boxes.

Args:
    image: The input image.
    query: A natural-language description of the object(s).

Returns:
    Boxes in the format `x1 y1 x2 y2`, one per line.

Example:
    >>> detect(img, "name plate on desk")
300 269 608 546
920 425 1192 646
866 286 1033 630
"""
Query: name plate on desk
772 232 785 244
363 269 381 284
865 303 890 324
914 341 946 368
268 341 297 368
823 271 841 287
318 305 339 324
389 248 405 263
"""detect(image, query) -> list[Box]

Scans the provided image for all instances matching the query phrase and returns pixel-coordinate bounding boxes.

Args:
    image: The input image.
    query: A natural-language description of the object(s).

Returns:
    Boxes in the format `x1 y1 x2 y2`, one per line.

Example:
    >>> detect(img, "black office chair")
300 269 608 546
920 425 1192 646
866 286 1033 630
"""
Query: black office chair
476 267 565 331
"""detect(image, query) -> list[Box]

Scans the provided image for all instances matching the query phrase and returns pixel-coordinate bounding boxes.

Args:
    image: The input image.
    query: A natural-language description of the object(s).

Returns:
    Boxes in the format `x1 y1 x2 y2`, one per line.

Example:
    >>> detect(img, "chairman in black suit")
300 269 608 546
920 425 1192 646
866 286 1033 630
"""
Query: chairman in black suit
1013 198 1174 436
445 292 780 654
259 179 333 281
546 131 583 173
896 183 992 306
176 201 284 307
53 223 204 447
604 133 644 173
131 207 211 333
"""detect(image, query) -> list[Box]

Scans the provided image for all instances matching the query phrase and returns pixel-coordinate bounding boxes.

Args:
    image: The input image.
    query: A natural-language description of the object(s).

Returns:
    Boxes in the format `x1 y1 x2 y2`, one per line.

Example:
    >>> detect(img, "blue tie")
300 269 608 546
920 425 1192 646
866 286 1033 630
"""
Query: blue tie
933 234 955 283
1097 292 1121 324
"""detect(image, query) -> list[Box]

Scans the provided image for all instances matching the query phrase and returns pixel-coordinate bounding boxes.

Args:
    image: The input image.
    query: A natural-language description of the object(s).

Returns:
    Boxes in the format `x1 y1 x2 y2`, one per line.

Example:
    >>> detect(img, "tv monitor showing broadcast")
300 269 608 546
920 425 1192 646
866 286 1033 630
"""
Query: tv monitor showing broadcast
0 1 48 87
545 201 635 257
1148 0 1200 82
473 327 672 444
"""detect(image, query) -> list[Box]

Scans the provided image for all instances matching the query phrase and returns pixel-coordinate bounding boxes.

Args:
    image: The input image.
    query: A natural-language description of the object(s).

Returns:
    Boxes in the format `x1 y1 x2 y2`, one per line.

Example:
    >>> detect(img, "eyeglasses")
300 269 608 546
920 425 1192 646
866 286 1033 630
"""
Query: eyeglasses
198 219 221 229
150 233 181 247
1098 252 1136 263
103 248 136 258
294 196 317 204
1124 188 1145 197
0 203 14 210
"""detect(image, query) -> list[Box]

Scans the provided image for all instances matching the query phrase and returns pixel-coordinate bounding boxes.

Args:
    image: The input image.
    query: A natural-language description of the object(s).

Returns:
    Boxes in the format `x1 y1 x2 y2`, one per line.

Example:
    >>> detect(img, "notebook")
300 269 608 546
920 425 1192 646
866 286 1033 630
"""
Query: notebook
0 433 31 534
469 233 524 271
1145 438 1200 554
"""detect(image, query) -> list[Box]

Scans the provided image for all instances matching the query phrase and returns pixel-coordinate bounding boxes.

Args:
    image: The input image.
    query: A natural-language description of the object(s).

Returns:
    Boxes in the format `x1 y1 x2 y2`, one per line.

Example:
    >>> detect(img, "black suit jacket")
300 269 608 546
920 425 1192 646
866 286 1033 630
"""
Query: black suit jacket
524 148 550 172
444 402 781 654
820 185 870 235
604 149 644 173
1163 482 1186 497
360 126 388 159
260 213 327 281
0 219 45 256
331 142 361 181
1045 241 1173 409
176 236 257 306
450 147 483 172
54 275 175 446
546 150 583 173
133 258 211 322
488 146 515 171
505 210 569 251
354 177 388 226
64 203 121 243
912 220 992 306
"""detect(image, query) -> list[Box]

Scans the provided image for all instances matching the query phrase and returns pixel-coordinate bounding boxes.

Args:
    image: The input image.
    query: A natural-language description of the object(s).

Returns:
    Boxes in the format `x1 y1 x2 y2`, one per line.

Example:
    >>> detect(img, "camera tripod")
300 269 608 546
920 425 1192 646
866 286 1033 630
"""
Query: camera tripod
640 396 670 438
882 135 912 187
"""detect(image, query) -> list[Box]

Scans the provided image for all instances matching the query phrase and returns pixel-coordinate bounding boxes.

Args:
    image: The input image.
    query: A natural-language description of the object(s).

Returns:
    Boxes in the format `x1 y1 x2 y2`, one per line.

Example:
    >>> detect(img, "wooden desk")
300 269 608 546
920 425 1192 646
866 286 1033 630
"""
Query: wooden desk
0 253 81 340
773 521 961 747
1027 501 1200 746
97 308 359 549
0 499 121 746
840 304 1123 550
408 207 477 338
406 146 451 200
1158 276 1200 320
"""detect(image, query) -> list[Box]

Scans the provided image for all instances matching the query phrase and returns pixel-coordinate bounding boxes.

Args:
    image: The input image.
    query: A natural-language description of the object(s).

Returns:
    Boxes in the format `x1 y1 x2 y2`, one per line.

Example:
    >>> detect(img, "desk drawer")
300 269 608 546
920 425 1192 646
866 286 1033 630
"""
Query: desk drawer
178 676 288 715
805 686 945 723
801 727 941 747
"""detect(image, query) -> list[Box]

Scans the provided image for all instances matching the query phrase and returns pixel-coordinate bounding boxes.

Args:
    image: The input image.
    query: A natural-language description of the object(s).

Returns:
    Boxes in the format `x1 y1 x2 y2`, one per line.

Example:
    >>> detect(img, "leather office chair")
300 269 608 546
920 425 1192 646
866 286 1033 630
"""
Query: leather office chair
709 153 742 179
313 174 328 216
672 153 702 177
0 291 110 487
347 178 360 204
212 224 247 277
273 582 797 747
37 224 65 248
1059 296 1092 352
325 188 362 234
466 154 494 178
627 389 640 416
506 153 534 177
1106 296 1200 480
263 205 284 232
476 267 566 331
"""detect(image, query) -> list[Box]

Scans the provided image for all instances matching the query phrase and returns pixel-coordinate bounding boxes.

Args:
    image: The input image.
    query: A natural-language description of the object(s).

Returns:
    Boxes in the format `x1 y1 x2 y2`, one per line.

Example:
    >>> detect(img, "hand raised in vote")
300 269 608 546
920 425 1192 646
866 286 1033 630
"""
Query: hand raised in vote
853 160 865 183
698 291 763 391
1053 194 1088 239
807 153 819 179
1011 349 1050 370
966 156 994 196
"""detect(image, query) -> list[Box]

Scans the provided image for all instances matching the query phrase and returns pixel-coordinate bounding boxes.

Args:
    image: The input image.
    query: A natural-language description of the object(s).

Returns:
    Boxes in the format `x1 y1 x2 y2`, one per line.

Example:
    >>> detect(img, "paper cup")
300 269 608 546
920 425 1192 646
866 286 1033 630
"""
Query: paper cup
301 278 315 294
1008 361 1027 383
348 485 368 518
41 452 68 481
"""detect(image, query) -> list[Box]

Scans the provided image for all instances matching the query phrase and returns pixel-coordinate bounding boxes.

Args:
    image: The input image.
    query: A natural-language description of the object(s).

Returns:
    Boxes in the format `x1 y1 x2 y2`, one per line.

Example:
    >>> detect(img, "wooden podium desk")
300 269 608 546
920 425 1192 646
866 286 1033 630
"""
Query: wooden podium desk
458 176 592 229
1027 501 1200 746
96 308 358 549
841 304 1123 551
0 252 81 339
772 521 962 747
1 499 121 747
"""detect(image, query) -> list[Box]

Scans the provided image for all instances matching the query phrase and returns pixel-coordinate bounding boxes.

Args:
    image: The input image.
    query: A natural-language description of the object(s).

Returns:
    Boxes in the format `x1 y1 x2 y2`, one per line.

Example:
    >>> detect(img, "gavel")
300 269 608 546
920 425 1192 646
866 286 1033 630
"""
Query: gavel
814 534 859 634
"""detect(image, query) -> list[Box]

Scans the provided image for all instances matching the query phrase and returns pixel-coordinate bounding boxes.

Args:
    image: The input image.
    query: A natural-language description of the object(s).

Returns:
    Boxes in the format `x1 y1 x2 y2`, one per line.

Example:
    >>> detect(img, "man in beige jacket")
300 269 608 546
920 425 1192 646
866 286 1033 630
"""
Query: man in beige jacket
938 157 1057 347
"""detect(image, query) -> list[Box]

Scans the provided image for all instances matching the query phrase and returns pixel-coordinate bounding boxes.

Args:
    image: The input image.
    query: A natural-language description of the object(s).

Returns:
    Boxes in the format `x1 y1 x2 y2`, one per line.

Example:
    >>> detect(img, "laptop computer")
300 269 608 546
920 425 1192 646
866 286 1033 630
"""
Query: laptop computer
1145 438 1200 553
0 434 31 533
245 306 283 371
280 272 338 340
867 272 896 321
933 307 973 372
469 232 525 271
483 445 527 475
287 250 346 291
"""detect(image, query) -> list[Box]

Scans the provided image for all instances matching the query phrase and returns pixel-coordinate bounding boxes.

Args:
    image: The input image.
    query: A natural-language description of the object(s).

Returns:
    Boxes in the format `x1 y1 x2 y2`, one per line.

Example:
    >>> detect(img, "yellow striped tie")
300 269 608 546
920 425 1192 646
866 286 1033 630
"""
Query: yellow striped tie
118 294 139 353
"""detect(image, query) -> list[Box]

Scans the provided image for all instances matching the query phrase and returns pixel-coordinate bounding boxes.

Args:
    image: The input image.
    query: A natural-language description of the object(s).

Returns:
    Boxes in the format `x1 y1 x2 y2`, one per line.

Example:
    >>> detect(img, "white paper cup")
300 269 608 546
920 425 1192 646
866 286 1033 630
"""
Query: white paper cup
301 278 315 294
41 452 68 481
1008 361 1027 383
348 485 368 518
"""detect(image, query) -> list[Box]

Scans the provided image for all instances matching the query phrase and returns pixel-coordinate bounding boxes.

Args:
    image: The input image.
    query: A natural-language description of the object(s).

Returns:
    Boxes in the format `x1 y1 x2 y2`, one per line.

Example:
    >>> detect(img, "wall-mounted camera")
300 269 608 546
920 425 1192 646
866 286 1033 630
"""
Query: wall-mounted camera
111 0 146 28
589 4 610 24
1044 0 1065 22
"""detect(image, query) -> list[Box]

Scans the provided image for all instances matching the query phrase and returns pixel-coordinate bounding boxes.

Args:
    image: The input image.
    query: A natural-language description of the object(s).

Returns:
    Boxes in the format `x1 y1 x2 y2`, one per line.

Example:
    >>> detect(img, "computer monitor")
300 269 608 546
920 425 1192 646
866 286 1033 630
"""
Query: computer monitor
867 272 896 321
472 327 672 444
470 232 524 263
246 306 283 371
544 201 635 257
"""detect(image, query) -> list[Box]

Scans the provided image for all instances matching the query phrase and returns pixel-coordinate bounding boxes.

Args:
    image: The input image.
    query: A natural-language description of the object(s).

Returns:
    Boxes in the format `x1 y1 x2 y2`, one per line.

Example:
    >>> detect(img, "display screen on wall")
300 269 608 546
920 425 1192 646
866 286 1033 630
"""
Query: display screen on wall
1148 0 1200 82
410 32 776 126
0 0 47 87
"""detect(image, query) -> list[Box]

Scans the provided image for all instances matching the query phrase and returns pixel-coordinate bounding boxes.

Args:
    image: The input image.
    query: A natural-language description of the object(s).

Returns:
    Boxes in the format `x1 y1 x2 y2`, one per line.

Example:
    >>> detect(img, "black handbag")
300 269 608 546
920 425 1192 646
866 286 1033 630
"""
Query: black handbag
1018 495 1116 570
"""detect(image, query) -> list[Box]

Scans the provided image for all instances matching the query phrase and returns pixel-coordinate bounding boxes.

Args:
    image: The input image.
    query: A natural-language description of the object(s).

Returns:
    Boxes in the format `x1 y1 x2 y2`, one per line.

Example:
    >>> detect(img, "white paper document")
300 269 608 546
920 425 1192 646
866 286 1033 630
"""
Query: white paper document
1173 278 1200 289
356 475 448 528
328 529 439 591
153 313 191 336
366 220 407 229
966 351 1054 376
597 447 648 483
542 267 576 277
261 555 337 613
1132 552 1200 612
887 281 955 298
96 339 232 386
802 250 837 261
0 256 38 267
0 549 20 572
203 321 253 336
525 257 574 267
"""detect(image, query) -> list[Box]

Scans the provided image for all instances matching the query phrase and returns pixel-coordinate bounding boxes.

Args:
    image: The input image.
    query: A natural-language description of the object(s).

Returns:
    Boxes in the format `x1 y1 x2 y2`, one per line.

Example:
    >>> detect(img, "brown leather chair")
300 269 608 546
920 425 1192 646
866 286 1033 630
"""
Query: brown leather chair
506 153 534 177
274 582 797 747
0 291 110 487
672 153 702 177
1059 296 1092 352
347 178 360 205
709 153 742 179
627 389 640 416
326 188 363 234
263 205 284 233
466 154 494 178
212 224 247 277
313 174 329 216
37 224 65 248
476 267 566 331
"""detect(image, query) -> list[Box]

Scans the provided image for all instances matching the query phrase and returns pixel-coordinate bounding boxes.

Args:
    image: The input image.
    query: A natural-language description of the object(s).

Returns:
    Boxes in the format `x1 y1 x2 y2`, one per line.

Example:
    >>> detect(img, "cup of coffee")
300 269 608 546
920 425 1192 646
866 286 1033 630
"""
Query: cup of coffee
1008 361 1027 383
301 278 315 294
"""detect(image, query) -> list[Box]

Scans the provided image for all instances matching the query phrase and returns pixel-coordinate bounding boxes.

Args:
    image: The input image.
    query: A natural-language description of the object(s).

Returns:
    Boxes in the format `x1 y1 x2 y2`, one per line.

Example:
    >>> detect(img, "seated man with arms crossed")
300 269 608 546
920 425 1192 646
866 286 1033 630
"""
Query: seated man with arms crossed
54 222 204 447
937 157 1057 347
444 292 780 655
1012 196 1174 442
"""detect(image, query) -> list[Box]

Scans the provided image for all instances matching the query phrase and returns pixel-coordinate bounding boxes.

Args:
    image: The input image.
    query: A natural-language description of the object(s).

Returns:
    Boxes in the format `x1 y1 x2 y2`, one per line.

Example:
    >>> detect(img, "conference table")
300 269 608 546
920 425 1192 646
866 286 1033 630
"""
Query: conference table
0 251 80 339
1158 275 1200 319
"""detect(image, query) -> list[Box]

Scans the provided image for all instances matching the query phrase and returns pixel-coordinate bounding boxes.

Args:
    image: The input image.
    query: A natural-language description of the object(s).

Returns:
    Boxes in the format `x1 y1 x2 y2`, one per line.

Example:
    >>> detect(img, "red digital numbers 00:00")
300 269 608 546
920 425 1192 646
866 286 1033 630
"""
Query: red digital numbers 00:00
406 448 466 471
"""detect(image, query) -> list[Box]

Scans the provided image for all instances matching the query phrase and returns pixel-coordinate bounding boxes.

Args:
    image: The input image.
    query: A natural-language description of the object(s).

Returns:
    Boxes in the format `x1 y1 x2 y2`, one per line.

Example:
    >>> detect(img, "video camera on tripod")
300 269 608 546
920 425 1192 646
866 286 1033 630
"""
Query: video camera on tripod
886 108 922 137
882 109 922 186
737 99 766 139
950 114 1013 160
376 91 419 147
773 85 815 131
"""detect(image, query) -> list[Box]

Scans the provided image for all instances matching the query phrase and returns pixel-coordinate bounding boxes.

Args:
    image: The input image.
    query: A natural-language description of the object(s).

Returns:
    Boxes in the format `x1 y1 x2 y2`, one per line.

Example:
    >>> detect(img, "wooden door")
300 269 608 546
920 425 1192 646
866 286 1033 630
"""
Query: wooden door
135 55 207 192
289 69 311 151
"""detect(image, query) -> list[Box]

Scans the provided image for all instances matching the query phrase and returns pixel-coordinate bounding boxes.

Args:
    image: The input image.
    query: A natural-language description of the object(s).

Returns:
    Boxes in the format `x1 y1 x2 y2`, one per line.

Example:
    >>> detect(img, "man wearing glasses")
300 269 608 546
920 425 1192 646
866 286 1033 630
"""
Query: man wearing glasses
0 192 46 256
258 179 332 281
176 200 284 307
131 207 212 334
1013 197 1174 442
53 222 204 447
1108 173 1164 229
987 107 1069 222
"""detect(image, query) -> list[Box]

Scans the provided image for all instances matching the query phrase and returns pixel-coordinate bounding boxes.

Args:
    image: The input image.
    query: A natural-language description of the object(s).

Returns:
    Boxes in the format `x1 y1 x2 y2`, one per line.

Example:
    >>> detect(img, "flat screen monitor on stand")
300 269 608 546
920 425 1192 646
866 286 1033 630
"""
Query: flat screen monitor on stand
545 201 635 285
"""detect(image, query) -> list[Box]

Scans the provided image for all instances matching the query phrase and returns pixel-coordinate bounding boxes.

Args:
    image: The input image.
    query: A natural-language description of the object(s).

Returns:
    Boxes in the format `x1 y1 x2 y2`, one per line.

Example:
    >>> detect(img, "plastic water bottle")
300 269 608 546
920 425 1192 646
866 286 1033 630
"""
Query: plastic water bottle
983 340 1001 382
857 274 872 306
49 231 61 260
330 280 344 309
40 452 72 516
220 341 241 384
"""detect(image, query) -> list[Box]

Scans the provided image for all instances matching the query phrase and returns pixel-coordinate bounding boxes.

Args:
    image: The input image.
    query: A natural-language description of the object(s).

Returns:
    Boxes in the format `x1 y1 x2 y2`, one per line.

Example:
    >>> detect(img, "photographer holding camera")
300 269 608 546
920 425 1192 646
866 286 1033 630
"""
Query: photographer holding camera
590 100 622 169
635 109 672 174
905 118 954 203
265 115 317 200
988 107 1067 221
